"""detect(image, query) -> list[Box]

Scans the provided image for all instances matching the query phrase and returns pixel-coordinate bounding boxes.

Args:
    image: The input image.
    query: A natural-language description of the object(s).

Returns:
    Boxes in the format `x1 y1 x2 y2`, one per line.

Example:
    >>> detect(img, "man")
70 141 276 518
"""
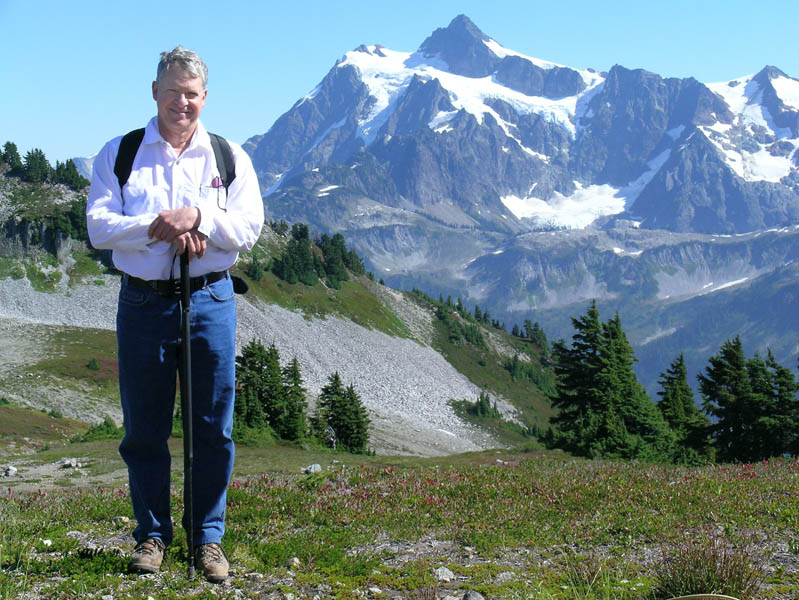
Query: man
86 46 263 582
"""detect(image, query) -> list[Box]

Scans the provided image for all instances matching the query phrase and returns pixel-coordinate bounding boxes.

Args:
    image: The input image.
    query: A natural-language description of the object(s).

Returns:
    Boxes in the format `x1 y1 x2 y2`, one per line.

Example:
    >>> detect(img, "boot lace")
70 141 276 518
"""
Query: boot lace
133 538 165 556
197 543 225 564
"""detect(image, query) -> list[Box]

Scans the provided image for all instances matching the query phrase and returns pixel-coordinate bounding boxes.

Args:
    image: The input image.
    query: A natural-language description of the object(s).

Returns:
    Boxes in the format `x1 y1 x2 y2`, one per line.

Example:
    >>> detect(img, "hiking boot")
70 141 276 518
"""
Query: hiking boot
129 537 165 573
195 543 229 583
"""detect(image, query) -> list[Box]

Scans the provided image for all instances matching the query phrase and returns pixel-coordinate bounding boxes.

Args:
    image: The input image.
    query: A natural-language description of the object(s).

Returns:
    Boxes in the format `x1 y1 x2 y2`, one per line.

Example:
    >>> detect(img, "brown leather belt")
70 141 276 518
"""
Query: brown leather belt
124 270 229 296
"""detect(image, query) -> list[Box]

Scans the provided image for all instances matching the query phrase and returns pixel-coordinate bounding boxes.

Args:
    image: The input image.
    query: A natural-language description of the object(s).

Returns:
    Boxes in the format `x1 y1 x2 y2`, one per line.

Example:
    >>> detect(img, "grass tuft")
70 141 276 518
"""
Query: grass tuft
650 527 764 599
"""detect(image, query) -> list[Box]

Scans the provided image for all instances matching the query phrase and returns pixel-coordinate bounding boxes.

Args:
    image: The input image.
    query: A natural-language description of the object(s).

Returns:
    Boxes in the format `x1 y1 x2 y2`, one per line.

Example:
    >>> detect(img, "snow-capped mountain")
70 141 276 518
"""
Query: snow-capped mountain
249 15 798 234
247 14 799 393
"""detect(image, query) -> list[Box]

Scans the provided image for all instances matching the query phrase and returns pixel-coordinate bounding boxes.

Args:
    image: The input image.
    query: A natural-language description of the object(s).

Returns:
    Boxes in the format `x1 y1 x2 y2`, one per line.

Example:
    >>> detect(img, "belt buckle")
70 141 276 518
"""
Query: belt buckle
154 279 177 296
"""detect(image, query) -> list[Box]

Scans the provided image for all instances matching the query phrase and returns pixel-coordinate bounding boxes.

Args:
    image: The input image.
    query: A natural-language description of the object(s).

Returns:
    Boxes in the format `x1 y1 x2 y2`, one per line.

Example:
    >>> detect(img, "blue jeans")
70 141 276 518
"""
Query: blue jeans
117 275 236 547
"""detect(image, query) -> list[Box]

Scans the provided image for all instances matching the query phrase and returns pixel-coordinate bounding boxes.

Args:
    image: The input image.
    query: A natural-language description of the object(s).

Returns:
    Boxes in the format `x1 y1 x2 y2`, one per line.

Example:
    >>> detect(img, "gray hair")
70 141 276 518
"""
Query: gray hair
156 46 208 88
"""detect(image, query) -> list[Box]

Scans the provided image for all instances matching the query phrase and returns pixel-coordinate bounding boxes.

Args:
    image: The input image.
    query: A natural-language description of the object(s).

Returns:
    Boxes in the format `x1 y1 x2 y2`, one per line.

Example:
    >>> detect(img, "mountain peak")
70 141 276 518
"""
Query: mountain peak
446 14 489 41
418 15 497 78
754 65 788 82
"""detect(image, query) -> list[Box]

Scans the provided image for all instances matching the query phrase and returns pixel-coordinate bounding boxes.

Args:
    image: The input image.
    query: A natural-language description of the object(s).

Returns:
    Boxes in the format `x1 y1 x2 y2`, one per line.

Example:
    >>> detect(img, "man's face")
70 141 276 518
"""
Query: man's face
152 67 207 137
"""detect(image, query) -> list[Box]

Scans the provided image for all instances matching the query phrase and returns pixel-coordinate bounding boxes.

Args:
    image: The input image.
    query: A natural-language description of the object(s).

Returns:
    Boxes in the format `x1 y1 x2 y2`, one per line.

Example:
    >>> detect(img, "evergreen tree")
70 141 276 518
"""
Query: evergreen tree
700 339 799 462
529 322 549 351
767 350 799 456
2 141 23 175
549 301 607 457
23 148 51 183
698 336 757 462
244 254 266 281
234 339 268 430
281 357 308 441
657 354 712 464
549 302 673 461
317 372 370 453
601 313 675 461
319 233 349 286
344 248 365 275
743 350 799 459
317 372 346 449
341 384 370 453
507 354 523 381
469 392 500 417
262 343 288 432
272 224 317 285
53 159 89 190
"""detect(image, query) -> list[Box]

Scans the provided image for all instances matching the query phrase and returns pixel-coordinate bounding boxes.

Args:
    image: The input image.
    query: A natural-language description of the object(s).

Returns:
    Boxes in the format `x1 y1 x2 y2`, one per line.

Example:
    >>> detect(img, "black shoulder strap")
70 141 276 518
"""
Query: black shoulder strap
112 128 236 192
208 132 236 191
113 128 145 190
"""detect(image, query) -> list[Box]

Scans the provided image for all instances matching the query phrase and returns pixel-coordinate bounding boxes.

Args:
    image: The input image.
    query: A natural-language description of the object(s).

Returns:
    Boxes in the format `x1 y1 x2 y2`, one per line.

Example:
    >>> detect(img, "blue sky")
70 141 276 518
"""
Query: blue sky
2 0 798 163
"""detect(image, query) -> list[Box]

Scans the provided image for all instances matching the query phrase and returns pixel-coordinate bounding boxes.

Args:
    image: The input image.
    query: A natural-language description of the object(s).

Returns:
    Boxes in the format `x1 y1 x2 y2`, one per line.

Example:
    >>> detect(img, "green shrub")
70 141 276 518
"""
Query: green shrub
72 417 124 443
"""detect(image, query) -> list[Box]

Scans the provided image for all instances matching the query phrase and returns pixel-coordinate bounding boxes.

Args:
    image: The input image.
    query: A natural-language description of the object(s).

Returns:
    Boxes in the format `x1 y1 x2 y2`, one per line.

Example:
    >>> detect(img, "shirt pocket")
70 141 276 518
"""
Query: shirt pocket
197 185 228 213
122 184 170 216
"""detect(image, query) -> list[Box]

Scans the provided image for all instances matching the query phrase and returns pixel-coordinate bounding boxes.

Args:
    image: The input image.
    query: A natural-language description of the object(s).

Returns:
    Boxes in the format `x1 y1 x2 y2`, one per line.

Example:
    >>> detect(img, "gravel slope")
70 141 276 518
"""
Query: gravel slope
0 274 497 456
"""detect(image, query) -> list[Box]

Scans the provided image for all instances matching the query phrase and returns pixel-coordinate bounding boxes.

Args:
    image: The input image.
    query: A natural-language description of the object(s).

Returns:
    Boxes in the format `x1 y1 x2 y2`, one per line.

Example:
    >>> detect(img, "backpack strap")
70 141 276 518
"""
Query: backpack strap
113 128 236 192
208 132 236 191
113 128 146 191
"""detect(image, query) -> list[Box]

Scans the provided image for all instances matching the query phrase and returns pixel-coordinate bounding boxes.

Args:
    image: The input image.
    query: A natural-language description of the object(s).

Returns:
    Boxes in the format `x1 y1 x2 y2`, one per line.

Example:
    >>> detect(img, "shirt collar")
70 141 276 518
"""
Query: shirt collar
142 116 211 153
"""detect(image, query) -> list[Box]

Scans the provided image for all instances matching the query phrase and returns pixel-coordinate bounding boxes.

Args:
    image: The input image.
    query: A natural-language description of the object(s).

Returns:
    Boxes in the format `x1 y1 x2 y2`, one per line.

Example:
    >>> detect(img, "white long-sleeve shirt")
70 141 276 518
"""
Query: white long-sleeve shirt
86 117 264 280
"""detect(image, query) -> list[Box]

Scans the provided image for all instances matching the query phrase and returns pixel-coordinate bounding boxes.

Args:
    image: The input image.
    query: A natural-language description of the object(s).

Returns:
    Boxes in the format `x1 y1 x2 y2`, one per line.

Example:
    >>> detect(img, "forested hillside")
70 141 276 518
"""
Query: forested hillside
2 144 799 469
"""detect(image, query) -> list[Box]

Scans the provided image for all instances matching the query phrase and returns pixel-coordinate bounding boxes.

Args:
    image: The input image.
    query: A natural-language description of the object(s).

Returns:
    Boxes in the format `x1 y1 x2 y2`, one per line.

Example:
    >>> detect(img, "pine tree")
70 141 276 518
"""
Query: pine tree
2 141 23 175
272 223 317 285
700 339 799 462
262 343 287 432
234 339 268 430
767 350 799 456
281 357 308 441
657 354 712 464
529 321 549 351
53 159 89 190
469 392 500 417
23 148 51 183
549 302 673 461
507 354 523 380
549 301 607 457
317 372 370 453
344 248 365 275
698 336 756 462
602 313 675 461
745 350 799 459
341 384 370 453
319 233 349 286
317 372 345 449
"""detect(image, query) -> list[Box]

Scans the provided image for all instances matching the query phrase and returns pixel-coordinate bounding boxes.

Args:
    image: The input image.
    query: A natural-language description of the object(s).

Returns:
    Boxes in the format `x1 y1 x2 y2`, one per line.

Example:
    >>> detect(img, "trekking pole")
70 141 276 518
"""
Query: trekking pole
179 251 195 579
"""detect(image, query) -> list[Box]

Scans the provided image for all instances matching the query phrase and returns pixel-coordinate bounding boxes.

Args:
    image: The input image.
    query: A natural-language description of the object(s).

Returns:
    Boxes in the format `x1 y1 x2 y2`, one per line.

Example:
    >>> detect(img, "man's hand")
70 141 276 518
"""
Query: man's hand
148 207 201 243
175 229 207 258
